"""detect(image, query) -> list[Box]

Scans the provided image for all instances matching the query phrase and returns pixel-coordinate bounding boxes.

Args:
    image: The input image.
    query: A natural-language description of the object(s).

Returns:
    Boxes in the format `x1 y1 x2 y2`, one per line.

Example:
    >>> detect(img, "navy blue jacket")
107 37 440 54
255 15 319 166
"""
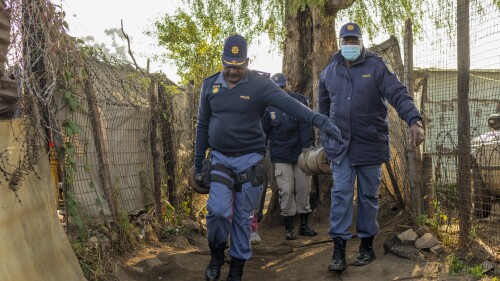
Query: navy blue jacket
318 49 422 166
195 70 321 170
262 92 313 163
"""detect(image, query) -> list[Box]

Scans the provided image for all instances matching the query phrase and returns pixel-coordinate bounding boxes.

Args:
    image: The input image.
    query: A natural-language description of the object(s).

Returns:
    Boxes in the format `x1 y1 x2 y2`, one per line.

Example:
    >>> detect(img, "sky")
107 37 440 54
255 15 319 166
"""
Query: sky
60 0 500 85
60 0 284 84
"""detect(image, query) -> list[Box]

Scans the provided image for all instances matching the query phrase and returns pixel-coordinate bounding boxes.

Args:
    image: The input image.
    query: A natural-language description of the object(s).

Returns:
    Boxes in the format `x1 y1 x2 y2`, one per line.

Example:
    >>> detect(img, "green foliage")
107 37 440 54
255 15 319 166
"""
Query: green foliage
149 1 255 89
416 214 428 227
468 264 485 279
415 200 448 234
162 198 177 224
63 119 80 138
65 191 84 232
151 0 474 90
447 254 466 275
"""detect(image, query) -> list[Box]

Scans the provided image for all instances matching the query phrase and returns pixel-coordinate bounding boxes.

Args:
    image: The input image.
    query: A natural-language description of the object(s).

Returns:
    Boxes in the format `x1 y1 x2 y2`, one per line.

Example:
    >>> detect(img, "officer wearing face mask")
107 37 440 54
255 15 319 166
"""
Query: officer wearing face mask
195 34 343 281
318 22 425 272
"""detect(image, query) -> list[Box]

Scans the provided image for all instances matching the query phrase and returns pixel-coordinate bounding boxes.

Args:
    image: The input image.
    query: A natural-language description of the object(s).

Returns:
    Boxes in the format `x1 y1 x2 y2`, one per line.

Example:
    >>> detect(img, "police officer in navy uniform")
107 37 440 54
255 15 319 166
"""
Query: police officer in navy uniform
318 23 424 272
195 34 342 281
262 73 317 241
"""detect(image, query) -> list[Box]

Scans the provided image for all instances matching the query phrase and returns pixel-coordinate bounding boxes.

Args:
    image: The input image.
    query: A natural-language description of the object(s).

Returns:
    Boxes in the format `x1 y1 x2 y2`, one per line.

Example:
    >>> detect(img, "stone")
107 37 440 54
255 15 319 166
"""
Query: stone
430 244 444 254
415 233 439 249
182 219 200 233
130 266 144 273
144 258 163 268
173 236 190 249
415 226 431 237
397 229 418 242
482 260 495 273
383 235 420 261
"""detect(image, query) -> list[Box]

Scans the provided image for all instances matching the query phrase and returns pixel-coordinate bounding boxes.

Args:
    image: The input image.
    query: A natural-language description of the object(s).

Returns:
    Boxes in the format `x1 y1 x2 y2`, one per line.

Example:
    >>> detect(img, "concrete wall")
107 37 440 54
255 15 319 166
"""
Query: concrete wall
0 119 86 281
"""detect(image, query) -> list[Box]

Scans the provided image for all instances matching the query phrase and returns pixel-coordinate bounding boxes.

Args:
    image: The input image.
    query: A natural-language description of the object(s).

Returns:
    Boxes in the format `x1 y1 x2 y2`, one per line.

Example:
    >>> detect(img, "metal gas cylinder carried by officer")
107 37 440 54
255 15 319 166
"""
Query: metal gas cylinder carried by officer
193 34 342 281
318 22 425 272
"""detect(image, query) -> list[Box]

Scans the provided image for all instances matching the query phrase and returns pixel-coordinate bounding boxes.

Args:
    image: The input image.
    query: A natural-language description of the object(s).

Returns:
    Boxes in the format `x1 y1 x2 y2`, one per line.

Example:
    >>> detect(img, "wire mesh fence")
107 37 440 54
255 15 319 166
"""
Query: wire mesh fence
412 0 499 268
0 0 498 272
366 0 499 270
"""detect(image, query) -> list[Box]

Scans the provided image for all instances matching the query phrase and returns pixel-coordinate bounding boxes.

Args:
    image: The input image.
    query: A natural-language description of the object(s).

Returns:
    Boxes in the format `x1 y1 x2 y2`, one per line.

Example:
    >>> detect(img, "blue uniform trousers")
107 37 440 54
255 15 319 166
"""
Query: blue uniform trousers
328 155 382 240
206 150 263 260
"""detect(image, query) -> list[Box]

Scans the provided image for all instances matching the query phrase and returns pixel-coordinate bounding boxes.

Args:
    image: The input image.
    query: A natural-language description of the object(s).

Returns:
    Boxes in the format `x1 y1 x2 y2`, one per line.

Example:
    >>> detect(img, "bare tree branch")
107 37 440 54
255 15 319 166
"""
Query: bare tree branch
120 19 144 74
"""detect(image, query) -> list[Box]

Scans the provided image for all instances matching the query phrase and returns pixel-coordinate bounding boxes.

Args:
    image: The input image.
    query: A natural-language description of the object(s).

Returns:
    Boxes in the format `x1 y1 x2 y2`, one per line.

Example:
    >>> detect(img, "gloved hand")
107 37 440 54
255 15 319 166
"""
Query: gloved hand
313 114 342 142
194 156 203 172
194 168 203 187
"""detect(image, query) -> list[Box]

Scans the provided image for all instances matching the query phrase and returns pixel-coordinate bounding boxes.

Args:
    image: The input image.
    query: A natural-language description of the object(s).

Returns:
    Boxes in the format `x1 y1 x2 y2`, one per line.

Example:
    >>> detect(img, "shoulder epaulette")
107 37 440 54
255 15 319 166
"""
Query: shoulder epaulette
203 72 221 82
253 70 271 78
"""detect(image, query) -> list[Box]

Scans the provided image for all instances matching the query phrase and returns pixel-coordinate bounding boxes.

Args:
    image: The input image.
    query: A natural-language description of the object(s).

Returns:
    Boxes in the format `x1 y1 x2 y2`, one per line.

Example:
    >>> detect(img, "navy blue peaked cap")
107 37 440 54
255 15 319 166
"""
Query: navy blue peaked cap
222 34 248 67
339 22 362 38
271 73 286 87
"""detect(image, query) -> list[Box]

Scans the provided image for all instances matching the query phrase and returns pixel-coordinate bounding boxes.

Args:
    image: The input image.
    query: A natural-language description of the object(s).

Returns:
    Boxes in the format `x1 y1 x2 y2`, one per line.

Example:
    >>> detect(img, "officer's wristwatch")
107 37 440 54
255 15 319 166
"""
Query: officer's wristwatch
412 120 423 127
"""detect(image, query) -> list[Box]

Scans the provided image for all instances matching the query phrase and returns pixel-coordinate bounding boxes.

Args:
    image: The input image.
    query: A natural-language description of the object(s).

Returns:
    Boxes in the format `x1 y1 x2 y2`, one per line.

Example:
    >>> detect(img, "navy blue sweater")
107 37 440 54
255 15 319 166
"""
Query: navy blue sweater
262 92 313 163
195 70 320 170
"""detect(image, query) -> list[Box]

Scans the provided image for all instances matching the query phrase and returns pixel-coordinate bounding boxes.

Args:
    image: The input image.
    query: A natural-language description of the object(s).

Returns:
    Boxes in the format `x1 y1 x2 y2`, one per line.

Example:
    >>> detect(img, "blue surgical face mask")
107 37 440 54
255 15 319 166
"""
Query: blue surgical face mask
340 44 362 61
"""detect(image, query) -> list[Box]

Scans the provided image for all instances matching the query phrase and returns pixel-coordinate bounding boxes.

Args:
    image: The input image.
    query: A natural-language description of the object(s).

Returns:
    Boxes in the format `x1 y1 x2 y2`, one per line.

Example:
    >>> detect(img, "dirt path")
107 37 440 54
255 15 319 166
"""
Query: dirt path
116 213 459 281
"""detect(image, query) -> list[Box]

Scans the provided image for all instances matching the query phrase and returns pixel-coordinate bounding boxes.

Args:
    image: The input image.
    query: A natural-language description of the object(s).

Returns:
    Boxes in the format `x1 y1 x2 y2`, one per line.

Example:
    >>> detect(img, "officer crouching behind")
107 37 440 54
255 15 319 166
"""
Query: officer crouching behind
194 34 342 281
262 73 317 241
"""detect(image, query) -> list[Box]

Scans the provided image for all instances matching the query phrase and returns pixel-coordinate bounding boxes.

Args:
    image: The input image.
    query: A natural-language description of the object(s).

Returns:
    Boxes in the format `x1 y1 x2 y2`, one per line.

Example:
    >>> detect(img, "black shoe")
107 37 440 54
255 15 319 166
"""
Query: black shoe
328 237 347 272
298 213 317 237
205 242 226 281
227 257 245 281
284 216 297 240
353 236 376 266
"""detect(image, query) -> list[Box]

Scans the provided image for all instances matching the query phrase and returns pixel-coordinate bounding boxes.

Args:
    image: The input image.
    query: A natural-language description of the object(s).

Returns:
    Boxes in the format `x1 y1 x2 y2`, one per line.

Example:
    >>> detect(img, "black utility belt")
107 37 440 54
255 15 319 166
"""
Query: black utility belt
220 151 249 157
203 162 264 192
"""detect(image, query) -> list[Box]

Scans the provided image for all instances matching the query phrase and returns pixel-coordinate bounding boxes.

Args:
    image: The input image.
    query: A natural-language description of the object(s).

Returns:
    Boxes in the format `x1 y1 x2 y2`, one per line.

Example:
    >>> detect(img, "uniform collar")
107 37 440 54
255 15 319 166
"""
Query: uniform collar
215 71 249 88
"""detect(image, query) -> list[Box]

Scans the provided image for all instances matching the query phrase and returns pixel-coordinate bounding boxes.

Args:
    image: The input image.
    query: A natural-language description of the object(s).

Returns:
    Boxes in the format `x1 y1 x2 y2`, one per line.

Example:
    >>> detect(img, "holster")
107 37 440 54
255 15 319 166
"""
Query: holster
201 157 212 188
212 162 265 192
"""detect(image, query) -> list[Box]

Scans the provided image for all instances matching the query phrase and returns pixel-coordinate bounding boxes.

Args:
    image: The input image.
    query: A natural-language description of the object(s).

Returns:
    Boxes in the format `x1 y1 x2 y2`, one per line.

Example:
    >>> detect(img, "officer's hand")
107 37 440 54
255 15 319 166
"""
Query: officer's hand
194 169 203 186
313 115 342 142
409 124 425 146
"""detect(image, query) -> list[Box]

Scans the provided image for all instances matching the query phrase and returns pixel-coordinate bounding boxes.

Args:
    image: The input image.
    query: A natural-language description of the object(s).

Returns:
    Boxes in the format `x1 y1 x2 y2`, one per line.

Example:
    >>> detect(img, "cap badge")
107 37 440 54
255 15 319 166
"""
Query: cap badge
270 112 276 120
274 76 279 81
347 25 354 30
231 46 239 54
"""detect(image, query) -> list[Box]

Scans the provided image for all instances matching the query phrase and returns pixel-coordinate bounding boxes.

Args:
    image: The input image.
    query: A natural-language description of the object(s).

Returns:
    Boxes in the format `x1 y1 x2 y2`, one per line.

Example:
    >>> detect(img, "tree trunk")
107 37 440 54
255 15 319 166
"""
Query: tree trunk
264 2 341 226
282 5 313 101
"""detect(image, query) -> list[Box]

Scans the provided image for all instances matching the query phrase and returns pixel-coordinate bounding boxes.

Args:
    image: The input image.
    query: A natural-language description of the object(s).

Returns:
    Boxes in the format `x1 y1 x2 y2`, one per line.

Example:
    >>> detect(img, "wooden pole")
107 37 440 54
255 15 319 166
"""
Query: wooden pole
85 79 118 223
422 153 434 217
157 80 178 209
404 18 423 217
149 79 162 217
456 0 472 248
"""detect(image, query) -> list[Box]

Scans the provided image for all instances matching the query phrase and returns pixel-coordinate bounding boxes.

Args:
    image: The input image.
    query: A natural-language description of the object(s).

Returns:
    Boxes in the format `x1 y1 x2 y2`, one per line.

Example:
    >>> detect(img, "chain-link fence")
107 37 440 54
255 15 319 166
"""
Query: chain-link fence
0 0 200 234
1 0 498 271
414 0 499 267
370 0 499 269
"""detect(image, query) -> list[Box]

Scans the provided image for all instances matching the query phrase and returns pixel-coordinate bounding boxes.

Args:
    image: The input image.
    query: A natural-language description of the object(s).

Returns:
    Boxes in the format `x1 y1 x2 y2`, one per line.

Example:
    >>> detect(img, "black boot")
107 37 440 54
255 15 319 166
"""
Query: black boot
205 242 226 281
284 216 296 240
328 237 347 272
353 236 376 266
226 257 245 281
298 213 317 236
